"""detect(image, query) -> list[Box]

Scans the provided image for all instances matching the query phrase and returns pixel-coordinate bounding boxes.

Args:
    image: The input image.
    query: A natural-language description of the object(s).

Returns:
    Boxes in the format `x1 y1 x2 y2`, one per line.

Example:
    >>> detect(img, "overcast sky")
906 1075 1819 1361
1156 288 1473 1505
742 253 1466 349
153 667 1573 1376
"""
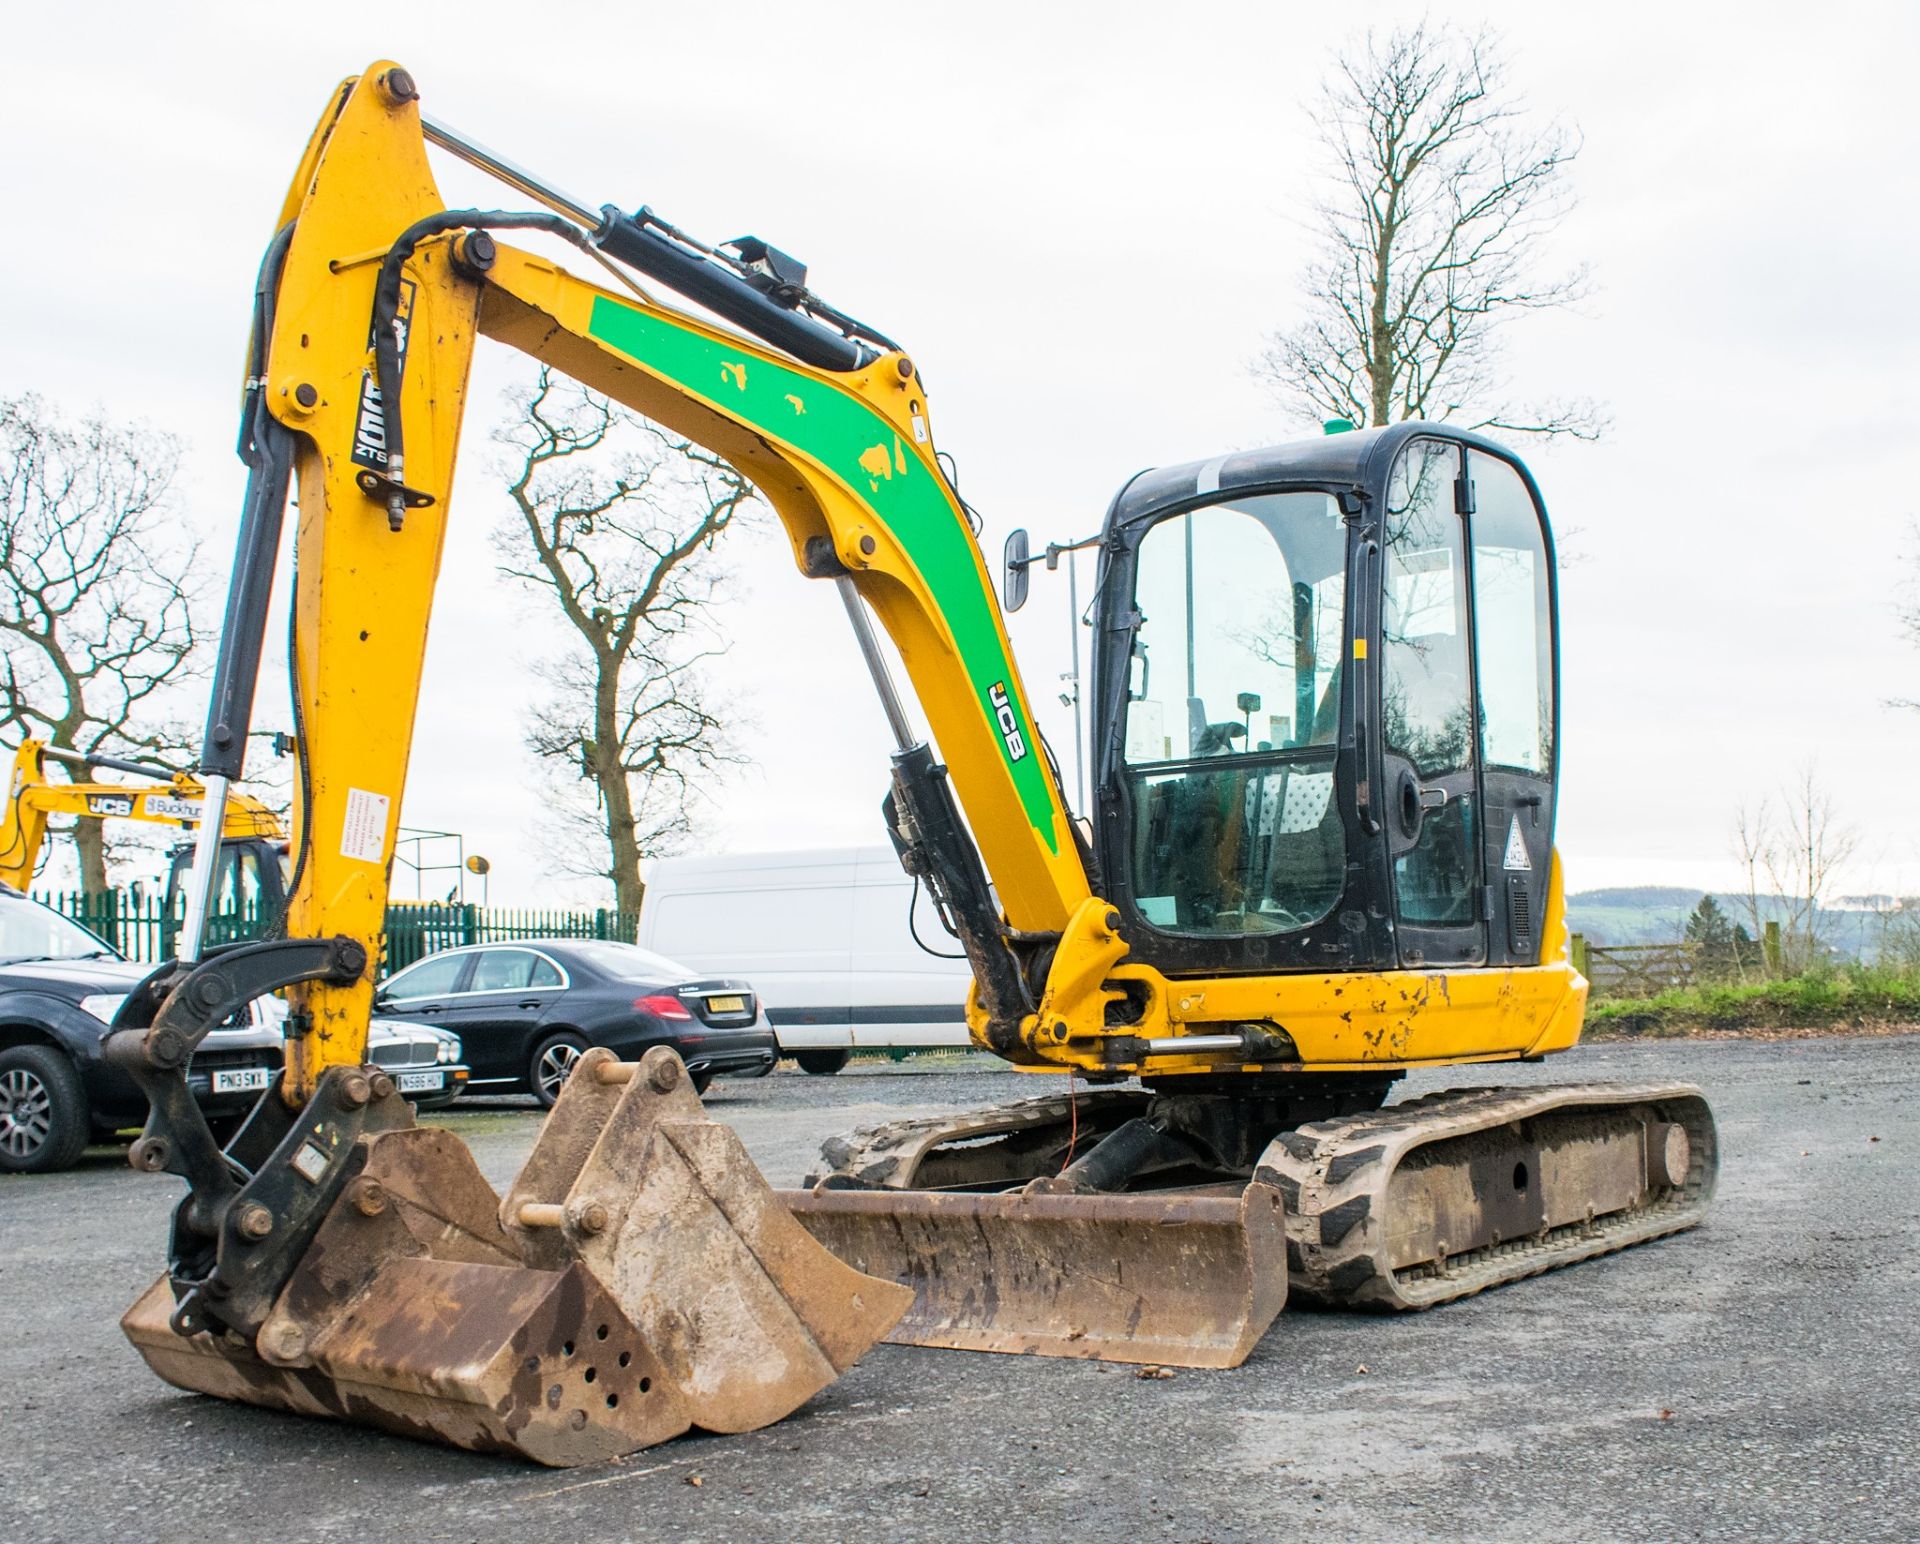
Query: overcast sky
4 1 1917 905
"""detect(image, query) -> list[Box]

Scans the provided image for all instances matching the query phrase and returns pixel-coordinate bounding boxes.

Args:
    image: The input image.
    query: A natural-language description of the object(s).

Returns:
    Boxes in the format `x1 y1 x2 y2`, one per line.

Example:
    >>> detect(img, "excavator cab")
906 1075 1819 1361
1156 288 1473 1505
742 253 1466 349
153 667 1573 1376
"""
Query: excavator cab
162 837 287 949
1089 424 1558 982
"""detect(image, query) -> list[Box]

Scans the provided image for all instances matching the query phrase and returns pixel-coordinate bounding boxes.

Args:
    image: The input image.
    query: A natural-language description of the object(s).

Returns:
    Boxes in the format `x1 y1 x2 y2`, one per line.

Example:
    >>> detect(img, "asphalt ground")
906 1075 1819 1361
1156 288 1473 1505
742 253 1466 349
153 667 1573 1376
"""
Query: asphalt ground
2 1034 1914 1544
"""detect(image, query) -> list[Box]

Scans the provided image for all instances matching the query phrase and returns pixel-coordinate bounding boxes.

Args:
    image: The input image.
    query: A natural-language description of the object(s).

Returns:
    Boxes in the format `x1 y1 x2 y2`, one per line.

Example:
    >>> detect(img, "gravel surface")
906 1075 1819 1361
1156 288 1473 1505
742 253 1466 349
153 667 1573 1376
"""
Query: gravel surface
3 1035 1914 1543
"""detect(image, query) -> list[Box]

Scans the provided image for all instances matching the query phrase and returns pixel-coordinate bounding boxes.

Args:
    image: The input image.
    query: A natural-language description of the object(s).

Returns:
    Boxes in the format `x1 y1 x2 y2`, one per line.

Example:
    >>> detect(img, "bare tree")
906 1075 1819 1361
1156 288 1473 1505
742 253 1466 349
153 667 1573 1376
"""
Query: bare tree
494 369 757 915
1733 764 1859 976
0 394 201 893
1255 22 1603 440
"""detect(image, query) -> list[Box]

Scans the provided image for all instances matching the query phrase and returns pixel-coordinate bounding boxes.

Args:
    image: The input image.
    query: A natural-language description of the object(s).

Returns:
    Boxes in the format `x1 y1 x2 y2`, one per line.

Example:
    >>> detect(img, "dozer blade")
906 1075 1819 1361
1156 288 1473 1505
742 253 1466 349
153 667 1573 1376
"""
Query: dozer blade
122 1049 908 1467
1260 1081 1718 1310
785 1179 1288 1369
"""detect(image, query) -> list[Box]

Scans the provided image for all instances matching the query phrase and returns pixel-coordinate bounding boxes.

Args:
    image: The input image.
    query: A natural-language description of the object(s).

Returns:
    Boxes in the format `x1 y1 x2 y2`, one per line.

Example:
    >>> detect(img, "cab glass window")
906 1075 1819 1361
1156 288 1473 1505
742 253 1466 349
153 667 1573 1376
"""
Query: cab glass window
1469 454 1554 775
1122 492 1348 935
469 948 537 993
1381 439 1478 929
386 951 467 1000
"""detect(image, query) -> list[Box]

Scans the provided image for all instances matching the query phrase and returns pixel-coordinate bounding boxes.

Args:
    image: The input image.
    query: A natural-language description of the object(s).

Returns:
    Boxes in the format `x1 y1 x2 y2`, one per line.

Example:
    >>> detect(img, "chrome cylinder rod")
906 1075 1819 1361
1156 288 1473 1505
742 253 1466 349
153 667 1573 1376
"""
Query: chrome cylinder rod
836 578 919 753
420 112 602 231
1143 1035 1247 1056
173 773 230 965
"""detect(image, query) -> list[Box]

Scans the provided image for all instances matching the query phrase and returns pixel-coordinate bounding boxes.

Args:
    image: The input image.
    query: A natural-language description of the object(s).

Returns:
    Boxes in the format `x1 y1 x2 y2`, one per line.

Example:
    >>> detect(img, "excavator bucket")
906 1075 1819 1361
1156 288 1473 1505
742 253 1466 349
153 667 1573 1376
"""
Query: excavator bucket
501 1047 913 1432
122 1048 909 1466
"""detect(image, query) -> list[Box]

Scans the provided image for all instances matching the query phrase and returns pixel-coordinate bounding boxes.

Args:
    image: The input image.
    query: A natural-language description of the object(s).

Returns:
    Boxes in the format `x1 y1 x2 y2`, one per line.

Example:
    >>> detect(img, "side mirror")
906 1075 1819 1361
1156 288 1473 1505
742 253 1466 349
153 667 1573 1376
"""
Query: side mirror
1002 529 1031 612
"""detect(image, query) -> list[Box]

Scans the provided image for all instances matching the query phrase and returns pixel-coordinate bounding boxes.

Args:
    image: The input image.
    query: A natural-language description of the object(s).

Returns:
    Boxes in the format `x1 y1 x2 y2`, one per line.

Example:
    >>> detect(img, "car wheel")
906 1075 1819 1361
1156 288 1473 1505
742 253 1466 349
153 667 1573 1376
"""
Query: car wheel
530 1033 589 1108
0 1045 92 1174
794 1049 850 1077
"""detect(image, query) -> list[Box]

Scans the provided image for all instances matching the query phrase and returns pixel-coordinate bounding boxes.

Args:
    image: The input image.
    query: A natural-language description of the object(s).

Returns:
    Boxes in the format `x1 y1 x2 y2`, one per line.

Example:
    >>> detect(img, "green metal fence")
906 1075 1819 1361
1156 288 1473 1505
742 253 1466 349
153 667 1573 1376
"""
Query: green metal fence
380 903 639 973
34 890 190 963
34 890 637 978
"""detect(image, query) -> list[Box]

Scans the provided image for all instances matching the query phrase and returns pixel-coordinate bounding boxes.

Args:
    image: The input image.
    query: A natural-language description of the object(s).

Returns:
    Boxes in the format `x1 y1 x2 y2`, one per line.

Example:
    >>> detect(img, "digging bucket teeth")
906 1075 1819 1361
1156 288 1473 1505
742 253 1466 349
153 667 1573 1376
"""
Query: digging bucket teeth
122 1048 909 1467
785 1179 1288 1369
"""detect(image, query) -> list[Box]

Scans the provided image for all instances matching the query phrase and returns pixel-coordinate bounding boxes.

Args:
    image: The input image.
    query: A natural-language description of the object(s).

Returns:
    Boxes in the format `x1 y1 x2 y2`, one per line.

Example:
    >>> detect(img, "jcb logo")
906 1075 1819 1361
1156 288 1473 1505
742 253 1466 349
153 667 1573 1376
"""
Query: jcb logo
988 681 1027 763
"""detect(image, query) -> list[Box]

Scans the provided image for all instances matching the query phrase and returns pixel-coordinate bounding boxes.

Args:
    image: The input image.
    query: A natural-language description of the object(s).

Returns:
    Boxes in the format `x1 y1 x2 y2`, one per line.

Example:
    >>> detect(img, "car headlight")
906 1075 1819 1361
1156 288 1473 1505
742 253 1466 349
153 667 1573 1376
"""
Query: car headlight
80 993 128 1025
438 1037 460 1064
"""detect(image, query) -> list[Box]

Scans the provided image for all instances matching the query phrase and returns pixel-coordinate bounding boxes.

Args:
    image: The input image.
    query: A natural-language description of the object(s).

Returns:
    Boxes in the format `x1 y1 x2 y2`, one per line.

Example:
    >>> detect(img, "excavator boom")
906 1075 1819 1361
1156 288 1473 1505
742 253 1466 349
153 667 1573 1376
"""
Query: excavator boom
1 738 283 895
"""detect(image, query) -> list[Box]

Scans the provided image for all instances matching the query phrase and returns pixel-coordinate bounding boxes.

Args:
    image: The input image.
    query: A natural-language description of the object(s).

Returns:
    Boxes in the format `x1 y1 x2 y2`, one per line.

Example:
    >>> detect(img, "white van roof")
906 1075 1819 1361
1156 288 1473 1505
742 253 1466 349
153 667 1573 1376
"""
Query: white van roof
646 846 899 882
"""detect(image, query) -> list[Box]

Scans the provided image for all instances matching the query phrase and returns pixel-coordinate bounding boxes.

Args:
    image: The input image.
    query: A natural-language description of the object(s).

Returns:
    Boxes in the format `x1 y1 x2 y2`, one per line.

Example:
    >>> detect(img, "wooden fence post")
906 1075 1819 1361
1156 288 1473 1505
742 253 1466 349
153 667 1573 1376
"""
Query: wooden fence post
1570 932 1590 978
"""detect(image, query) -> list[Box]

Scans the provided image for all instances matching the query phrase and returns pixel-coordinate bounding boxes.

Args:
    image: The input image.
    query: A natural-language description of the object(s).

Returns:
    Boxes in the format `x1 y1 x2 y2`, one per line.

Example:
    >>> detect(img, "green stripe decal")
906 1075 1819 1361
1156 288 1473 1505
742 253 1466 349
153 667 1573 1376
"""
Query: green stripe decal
587 295 1060 854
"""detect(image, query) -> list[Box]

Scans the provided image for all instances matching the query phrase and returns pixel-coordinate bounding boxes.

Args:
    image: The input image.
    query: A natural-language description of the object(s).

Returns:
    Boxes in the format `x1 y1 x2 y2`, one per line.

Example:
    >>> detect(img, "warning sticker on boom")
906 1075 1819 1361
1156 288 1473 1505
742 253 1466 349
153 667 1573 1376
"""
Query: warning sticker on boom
1502 814 1532 872
341 788 390 865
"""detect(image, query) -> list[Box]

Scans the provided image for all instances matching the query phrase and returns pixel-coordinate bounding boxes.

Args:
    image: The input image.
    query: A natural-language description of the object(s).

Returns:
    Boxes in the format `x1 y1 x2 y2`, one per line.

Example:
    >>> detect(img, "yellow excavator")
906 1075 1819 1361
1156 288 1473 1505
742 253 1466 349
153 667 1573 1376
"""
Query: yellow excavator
106 62 1717 1467
1 738 285 906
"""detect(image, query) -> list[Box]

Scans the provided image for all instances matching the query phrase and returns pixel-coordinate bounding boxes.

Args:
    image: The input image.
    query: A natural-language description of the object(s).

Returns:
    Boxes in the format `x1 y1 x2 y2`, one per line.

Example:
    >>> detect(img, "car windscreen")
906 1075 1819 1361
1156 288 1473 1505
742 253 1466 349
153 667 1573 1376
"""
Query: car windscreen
563 941 695 982
0 896 120 964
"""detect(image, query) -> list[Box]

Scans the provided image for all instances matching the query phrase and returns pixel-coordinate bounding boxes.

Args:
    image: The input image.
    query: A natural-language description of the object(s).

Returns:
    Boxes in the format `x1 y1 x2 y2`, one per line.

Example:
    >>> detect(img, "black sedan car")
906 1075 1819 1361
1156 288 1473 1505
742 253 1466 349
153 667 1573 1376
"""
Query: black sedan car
371 938 775 1106
0 883 283 1173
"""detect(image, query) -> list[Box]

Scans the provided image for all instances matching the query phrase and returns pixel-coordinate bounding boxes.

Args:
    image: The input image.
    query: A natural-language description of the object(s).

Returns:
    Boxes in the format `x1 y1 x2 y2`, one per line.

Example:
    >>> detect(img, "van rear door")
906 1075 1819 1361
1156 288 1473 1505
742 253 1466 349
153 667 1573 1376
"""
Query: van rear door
848 852 973 1050
645 857 858 1052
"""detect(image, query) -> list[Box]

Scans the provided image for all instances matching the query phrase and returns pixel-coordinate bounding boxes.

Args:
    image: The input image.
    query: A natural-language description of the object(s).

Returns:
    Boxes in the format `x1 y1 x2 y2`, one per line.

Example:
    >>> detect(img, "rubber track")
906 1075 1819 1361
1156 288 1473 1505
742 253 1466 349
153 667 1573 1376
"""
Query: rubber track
1256 1081 1719 1310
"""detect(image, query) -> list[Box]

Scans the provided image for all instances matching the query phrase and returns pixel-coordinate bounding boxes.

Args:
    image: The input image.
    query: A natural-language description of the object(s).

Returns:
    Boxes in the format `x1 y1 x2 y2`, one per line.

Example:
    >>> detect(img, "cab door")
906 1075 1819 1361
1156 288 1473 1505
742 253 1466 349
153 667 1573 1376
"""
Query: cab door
1378 438 1486 967
1464 451 1557 965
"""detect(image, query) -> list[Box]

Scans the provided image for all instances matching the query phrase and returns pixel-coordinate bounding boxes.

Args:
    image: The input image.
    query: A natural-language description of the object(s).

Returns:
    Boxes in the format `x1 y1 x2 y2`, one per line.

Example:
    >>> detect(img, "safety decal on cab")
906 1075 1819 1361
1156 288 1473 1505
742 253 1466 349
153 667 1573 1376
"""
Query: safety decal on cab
350 277 417 472
988 682 1028 763
1503 814 1532 872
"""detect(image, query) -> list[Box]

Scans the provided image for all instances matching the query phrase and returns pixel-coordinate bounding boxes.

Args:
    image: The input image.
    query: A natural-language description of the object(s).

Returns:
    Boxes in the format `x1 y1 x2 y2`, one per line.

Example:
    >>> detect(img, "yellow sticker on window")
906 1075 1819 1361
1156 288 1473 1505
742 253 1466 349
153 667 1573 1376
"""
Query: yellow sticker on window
1352 637 1369 660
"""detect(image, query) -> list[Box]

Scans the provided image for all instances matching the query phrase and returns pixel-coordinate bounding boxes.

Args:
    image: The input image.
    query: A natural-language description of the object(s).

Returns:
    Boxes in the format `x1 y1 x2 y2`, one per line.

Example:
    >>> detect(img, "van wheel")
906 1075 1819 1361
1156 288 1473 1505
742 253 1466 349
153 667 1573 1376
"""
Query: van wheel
794 1049 850 1077
0 1045 91 1174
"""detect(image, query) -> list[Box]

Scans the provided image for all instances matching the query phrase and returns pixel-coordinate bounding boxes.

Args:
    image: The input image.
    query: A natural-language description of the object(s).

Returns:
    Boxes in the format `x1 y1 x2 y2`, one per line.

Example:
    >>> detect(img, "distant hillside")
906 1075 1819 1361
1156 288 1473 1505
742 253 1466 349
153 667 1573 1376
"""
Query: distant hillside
1566 887 1896 956
1567 888 1704 947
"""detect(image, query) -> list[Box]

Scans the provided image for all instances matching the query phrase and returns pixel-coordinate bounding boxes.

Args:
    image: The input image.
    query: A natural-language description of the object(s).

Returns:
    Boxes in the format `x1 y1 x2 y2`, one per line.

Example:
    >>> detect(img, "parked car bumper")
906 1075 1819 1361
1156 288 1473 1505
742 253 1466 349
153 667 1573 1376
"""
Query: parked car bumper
184 1043 288 1114
672 1028 778 1082
366 1017 470 1107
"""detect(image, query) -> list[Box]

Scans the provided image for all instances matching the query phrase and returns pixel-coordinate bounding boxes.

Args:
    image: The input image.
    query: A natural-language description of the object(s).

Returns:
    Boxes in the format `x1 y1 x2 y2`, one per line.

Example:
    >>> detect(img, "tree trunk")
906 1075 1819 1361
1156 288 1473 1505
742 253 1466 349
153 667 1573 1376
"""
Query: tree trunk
73 813 110 898
591 663 647 917
602 773 647 917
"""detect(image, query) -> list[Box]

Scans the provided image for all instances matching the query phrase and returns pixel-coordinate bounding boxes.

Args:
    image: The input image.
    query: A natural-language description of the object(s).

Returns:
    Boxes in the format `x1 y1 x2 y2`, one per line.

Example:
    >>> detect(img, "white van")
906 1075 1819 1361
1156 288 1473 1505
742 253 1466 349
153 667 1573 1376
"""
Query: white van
637 846 975 1074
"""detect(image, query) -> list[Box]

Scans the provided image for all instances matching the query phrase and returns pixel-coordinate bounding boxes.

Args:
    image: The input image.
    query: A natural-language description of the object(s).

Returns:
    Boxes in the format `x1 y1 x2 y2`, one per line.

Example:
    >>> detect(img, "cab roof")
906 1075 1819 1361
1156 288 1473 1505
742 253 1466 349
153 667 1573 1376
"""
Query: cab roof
1105 420 1530 530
